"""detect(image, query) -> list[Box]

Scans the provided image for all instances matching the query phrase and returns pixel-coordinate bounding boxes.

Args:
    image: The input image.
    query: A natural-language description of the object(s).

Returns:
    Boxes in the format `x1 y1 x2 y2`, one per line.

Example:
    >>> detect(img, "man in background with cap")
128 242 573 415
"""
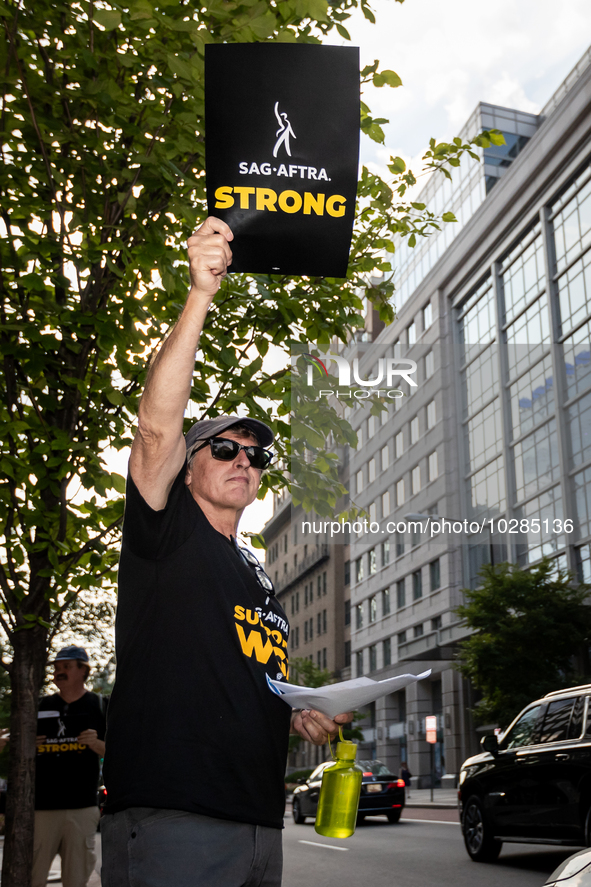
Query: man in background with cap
100 217 351 887
34 645 107 887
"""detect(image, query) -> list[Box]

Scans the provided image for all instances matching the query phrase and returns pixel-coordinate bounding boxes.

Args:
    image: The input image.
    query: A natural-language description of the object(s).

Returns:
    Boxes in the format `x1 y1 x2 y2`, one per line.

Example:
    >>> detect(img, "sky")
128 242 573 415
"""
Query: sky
109 0 591 543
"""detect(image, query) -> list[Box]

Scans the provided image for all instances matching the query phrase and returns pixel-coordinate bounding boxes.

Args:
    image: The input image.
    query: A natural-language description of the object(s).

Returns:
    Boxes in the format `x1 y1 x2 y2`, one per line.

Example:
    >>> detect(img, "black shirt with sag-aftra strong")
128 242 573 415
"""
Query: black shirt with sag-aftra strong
36 691 106 810
103 463 291 829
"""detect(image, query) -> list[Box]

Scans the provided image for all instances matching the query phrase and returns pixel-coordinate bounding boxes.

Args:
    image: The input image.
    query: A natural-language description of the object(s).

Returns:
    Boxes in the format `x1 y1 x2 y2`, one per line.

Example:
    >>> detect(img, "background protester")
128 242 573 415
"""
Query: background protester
34 645 106 887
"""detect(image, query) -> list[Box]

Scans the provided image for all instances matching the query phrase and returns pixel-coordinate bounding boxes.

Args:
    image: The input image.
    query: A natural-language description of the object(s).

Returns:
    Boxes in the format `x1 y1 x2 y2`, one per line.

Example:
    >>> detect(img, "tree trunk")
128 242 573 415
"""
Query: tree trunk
2 629 47 887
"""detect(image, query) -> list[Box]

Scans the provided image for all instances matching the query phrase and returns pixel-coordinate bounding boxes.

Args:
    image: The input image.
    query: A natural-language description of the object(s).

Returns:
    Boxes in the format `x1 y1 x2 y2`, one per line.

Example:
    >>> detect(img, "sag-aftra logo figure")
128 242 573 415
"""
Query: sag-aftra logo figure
273 102 296 158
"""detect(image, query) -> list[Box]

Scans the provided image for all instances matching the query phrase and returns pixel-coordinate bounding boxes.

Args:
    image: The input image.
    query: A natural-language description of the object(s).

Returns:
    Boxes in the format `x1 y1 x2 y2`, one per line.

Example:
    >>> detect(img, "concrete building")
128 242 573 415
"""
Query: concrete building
262 45 591 783
349 44 591 786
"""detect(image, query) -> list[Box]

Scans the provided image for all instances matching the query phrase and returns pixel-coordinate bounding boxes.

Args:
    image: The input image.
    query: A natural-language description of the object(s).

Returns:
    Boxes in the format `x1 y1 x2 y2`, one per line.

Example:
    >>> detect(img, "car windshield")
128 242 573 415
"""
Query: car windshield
500 704 542 749
357 761 394 777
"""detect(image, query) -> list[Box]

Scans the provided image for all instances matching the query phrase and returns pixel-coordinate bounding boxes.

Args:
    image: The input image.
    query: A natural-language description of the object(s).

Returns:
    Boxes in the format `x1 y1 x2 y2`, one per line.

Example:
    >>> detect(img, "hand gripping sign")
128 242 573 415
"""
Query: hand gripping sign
205 44 360 278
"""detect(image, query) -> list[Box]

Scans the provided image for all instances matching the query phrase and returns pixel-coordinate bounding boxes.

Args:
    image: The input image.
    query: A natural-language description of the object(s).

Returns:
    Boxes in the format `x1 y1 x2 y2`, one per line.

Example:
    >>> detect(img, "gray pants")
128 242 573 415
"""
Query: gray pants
100 808 283 887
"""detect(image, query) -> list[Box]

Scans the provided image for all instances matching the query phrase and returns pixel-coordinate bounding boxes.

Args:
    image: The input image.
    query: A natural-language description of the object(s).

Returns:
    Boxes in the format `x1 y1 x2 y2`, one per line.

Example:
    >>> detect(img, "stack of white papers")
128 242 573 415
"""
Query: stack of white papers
267 670 431 719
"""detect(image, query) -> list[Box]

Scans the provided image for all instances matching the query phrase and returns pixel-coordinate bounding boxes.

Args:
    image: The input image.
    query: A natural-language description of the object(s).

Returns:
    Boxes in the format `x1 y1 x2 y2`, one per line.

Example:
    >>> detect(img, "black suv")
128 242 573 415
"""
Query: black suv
459 684 591 862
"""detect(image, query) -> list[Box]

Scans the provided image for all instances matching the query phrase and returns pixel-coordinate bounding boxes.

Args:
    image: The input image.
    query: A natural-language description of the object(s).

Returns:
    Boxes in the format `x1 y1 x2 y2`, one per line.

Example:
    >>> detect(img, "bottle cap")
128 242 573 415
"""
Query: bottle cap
336 741 357 761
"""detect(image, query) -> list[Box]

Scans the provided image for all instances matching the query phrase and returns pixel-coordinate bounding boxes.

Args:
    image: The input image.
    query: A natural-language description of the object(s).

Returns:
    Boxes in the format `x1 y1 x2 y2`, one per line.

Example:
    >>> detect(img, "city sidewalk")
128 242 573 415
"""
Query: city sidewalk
404 787 458 808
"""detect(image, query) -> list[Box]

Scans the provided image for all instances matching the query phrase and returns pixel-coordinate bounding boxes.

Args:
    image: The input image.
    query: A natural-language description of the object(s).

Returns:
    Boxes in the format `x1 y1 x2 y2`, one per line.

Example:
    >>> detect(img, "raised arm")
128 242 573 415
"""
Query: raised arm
130 217 233 510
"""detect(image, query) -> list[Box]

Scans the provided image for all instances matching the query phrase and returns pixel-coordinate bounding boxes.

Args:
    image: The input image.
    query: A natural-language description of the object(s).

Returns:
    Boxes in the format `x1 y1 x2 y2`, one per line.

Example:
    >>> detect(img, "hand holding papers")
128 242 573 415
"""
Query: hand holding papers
267 670 431 720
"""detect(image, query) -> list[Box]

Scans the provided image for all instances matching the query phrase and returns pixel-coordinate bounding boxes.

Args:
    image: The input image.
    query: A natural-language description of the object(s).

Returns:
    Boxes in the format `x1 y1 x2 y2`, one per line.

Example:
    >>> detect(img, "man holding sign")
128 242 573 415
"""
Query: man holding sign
34 645 106 887
100 217 352 887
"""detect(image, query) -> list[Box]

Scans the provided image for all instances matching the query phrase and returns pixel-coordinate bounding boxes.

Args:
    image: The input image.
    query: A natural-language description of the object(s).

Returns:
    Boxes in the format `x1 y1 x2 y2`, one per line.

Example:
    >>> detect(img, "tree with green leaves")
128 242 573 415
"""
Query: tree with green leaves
456 559 591 730
0 0 502 881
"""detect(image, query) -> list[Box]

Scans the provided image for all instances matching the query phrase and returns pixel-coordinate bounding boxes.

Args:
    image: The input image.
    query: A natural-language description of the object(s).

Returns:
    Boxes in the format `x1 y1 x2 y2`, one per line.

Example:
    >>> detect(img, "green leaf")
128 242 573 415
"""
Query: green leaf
373 69 402 89
442 212 457 222
93 9 122 30
388 156 406 174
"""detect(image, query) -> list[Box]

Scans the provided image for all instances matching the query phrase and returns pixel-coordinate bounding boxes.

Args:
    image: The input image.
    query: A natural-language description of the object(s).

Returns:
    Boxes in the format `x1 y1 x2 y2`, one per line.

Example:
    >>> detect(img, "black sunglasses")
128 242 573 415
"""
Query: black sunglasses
237 546 275 595
193 436 273 470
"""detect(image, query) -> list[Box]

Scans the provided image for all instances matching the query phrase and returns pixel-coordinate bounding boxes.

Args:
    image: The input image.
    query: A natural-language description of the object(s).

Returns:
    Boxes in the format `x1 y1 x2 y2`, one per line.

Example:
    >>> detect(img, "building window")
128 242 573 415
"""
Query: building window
317 650 322 668
369 458 376 483
356 650 364 676
291 596 295 615
412 465 421 495
369 595 377 623
316 575 320 598
429 451 438 482
396 533 405 558
356 469 363 494
290 632 294 650
344 599 351 626
413 570 423 600
395 431 404 459
397 578 406 609
381 445 389 471
369 645 377 672
309 617 313 639
407 321 416 345
382 490 390 516
430 559 441 591
414 624 424 638
356 603 364 630
294 626 299 648
369 548 377 574
425 350 434 378
356 556 364 583
368 415 377 437
411 416 420 444
294 554 298 568
323 571 327 595
344 560 350 586
304 544 308 559
344 640 351 667
381 540 390 567
323 609 327 633
398 630 407 645
396 479 405 506
382 587 391 616
317 612 322 635
423 301 432 329
284 534 288 553
431 615 442 631
427 399 436 429
304 585 308 607
295 591 299 612
304 621 308 642
323 647 327 669
383 637 392 666
283 563 287 574
275 571 278 584
381 406 389 426
369 501 377 523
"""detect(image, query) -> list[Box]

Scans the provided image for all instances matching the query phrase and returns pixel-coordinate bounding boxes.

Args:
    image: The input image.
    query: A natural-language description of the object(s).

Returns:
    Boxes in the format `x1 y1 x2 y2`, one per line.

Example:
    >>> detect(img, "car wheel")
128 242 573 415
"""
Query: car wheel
292 798 306 824
462 796 502 862
387 809 402 824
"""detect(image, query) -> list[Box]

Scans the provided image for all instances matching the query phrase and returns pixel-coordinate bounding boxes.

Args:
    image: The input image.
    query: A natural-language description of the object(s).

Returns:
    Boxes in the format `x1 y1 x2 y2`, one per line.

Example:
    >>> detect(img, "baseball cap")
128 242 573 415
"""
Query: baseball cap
185 416 274 450
53 645 90 664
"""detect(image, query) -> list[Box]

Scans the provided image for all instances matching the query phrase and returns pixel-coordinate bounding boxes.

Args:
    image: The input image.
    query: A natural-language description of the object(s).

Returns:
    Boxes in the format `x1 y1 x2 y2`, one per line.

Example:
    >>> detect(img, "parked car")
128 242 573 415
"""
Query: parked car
292 759 405 825
459 683 591 862
546 848 591 887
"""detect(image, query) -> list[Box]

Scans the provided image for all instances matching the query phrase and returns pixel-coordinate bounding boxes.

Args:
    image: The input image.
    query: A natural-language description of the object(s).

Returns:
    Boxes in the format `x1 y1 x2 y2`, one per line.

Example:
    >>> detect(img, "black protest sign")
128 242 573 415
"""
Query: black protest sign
205 44 360 278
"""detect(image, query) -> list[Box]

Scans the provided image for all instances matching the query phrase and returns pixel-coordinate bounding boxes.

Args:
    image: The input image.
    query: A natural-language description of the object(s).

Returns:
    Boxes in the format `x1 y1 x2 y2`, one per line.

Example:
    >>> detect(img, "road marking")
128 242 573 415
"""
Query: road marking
403 818 460 825
298 840 349 851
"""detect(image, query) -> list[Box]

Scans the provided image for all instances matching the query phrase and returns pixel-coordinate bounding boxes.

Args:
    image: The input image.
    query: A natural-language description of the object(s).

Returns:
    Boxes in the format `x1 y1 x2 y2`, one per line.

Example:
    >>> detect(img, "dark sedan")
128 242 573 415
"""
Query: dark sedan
292 759 405 825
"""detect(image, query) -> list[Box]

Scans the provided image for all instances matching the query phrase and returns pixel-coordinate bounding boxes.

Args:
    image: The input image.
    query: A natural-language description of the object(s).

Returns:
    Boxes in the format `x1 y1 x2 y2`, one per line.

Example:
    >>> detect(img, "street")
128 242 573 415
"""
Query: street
283 807 578 887
0 806 578 886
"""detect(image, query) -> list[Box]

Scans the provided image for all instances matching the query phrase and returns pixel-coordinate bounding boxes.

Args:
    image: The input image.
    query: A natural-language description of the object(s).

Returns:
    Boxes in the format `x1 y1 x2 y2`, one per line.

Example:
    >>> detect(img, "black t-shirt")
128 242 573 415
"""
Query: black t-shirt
36 691 106 810
103 464 291 828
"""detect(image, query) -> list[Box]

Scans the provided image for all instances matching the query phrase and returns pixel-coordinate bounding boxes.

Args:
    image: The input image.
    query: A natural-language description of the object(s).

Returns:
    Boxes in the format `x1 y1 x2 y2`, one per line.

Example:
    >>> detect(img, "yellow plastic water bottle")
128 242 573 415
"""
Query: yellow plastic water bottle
315 740 363 838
